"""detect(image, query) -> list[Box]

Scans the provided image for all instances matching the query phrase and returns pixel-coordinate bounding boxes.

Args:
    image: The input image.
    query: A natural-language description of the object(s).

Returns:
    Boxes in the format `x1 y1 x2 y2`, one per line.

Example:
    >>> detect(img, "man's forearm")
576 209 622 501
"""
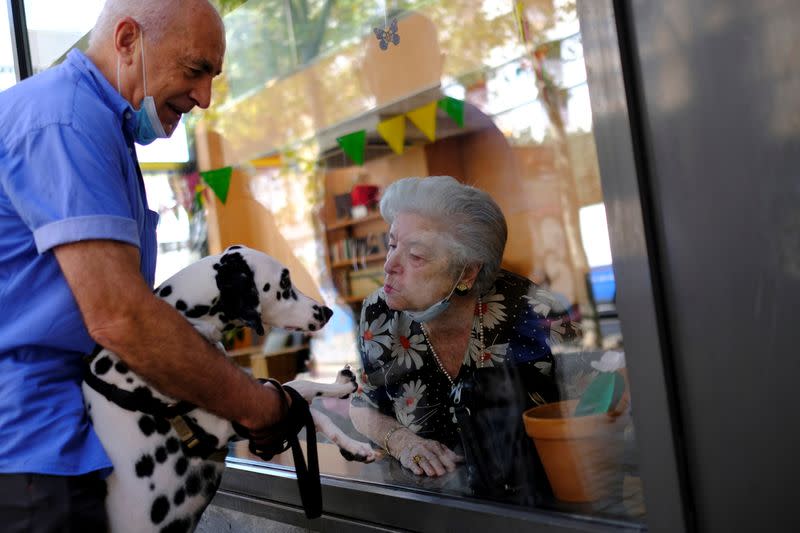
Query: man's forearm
91 295 283 431
55 239 283 432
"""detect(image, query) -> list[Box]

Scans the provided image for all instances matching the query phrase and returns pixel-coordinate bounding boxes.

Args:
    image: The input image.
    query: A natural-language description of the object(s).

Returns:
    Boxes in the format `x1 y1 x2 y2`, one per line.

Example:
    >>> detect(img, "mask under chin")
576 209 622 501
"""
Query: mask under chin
406 299 451 323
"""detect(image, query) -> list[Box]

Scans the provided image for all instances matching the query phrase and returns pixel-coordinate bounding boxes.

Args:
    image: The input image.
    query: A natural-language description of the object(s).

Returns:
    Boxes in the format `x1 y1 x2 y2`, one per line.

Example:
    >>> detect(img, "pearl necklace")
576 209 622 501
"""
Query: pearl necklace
420 296 485 388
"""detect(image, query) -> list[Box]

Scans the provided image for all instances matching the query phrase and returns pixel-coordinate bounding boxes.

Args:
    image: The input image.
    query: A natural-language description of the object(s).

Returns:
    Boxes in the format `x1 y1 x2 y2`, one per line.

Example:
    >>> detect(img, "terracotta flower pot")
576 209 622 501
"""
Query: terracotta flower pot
522 399 628 503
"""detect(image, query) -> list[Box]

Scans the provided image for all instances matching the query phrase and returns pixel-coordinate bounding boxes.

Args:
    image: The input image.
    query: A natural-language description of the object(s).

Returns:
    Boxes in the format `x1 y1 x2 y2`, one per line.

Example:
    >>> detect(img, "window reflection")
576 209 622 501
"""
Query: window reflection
202 0 644 525
22 0 104 73
1 1 17 90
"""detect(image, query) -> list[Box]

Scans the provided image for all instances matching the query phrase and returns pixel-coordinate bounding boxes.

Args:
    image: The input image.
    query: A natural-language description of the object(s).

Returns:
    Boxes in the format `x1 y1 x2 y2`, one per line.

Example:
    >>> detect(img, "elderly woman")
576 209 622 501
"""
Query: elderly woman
350 176 578 499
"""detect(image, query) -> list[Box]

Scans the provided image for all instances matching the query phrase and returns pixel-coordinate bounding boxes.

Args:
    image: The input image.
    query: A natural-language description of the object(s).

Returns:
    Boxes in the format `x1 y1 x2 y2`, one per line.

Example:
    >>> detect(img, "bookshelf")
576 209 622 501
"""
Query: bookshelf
323 208 389 312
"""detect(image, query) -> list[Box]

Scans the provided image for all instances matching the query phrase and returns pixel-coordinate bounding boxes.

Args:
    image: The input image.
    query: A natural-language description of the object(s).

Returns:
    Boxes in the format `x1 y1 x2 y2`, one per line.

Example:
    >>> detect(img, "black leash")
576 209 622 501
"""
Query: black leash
233 378 322 519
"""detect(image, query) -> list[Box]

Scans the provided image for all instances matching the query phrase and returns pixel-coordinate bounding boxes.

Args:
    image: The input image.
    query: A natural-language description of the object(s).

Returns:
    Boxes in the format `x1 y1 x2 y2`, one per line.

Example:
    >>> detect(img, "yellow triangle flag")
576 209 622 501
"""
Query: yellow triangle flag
406 101 438 142
376 115 406 154
250 155 283 167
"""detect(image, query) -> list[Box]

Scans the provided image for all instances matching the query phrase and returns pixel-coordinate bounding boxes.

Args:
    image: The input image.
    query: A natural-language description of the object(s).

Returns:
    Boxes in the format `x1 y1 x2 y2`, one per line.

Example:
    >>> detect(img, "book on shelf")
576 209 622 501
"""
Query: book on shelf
329 232 388 264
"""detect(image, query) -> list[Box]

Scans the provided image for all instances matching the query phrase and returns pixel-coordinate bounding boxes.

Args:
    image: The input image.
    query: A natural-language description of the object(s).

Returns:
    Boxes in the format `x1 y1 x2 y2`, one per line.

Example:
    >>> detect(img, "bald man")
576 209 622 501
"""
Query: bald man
0 2 289 529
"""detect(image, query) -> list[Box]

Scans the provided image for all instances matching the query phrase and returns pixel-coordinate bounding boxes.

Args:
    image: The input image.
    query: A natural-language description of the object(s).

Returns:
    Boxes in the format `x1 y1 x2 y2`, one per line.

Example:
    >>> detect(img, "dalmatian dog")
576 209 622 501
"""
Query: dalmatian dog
83 245 379 533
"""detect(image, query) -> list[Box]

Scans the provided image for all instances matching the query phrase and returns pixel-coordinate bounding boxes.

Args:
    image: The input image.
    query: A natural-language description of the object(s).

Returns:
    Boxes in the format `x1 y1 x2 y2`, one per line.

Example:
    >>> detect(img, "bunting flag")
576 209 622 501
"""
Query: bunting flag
405 101 438 142
376 115 406 154
200 166 233 204
438 96 465 127
336 130 367 166
250 154 283 167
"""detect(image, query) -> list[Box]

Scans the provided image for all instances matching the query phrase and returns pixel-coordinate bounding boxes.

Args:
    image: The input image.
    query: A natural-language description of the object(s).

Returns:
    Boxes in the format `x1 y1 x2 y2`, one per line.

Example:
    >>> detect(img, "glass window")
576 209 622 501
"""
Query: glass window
208 0 646 526
23 0 104 73
143 171 207 287
1 1 17 90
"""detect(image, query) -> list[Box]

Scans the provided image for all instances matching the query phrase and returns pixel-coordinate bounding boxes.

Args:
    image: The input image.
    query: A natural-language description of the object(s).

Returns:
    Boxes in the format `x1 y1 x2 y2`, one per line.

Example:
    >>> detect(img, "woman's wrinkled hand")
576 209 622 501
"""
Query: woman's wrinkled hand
392 430 463 477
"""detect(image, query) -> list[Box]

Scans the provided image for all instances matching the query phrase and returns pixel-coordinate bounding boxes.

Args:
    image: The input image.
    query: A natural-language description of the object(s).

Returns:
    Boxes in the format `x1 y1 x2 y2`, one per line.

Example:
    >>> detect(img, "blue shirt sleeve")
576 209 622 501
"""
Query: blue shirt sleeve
1 122 139 254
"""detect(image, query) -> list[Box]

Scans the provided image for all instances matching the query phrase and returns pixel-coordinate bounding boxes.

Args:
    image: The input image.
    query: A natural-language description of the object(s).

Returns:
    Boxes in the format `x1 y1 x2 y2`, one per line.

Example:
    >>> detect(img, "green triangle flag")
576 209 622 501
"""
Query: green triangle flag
336 130 367 166
200 166 233 204
438 96 465 128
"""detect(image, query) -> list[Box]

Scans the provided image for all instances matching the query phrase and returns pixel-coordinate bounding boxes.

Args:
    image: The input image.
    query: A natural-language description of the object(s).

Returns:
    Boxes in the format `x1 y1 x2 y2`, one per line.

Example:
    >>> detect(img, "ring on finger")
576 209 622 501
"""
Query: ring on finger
412 454 424 465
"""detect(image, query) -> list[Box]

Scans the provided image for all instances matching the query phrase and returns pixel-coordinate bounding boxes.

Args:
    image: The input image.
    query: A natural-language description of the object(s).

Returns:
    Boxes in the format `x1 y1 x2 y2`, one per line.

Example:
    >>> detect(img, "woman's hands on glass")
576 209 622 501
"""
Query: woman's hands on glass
391 429 463 477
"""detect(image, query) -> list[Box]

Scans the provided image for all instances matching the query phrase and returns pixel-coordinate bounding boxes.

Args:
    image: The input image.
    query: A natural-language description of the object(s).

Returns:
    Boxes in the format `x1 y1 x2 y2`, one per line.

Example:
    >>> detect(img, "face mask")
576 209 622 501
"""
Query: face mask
117 31 168 145
405 267 465 323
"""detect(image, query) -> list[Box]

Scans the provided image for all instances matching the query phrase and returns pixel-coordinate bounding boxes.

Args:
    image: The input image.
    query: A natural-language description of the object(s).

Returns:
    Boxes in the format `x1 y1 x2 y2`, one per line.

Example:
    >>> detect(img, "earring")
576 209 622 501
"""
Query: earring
455 283 470 296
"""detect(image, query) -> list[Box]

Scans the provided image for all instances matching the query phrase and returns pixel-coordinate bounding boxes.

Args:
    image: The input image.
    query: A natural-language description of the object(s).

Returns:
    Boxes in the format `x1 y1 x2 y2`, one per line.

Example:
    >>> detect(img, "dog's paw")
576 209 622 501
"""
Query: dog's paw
338 441 381 463
335 365 358 399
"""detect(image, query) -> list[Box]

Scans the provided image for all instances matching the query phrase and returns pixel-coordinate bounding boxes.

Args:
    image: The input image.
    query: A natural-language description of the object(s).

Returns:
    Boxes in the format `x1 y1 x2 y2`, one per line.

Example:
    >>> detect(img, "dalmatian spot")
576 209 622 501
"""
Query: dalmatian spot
185 473 202 496
175 300 187 311
126 377 134 384
94 356 112 375
262 283 270 292
86 402 91 412
201 464 216 481
279 269 291 289
213 252 263 335
132 386 156 407
174 457 188 476
173 487 186 505
308 324 317 331
150 483 155 491
159 285 173 298
155 446 168 463
154 417 171 435
138 415 156 436
160 517 192 533
166 437 180 454
227 245 242 250
150 495 170 524
276 292 281 301
185 305 210 319
114 361 129 374
135 455 155 477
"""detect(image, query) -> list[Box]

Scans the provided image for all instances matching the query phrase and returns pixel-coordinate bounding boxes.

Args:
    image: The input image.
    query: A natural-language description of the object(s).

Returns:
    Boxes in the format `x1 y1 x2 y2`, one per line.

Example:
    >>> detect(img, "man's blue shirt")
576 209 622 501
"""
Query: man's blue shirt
0 50 159 475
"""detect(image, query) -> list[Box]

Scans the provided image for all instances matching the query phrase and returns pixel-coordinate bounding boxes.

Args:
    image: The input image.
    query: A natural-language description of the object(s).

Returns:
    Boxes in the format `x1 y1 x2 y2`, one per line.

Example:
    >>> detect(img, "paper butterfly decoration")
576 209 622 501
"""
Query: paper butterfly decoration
373 18 400 50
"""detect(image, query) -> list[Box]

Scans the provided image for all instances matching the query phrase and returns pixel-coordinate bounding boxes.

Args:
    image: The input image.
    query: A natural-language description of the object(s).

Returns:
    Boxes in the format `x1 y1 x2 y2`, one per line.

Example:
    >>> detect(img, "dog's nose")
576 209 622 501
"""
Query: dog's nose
322 306 333 323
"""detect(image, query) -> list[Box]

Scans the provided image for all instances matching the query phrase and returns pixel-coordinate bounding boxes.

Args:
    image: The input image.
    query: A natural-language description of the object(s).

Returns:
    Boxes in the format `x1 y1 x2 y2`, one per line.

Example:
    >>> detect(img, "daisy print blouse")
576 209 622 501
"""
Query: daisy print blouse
351 270 577 450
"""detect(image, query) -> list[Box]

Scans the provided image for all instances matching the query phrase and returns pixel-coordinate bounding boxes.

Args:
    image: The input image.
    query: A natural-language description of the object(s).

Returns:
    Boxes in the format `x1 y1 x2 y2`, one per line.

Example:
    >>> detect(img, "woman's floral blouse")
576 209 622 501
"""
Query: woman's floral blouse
351 270 579 449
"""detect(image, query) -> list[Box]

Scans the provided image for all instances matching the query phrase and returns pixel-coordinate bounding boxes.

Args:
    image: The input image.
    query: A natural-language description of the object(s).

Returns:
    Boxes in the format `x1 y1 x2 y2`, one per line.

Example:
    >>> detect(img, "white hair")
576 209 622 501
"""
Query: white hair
379 176 508 294
88 0 220 49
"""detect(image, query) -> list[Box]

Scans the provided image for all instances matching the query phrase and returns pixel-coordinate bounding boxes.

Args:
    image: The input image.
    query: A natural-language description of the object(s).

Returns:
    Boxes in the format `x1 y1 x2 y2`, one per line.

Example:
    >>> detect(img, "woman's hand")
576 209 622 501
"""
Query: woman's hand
391 429 463 477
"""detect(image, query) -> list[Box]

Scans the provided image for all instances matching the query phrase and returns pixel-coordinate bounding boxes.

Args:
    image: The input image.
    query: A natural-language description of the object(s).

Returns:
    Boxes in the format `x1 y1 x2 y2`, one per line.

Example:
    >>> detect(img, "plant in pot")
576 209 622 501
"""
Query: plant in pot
522 351 630 503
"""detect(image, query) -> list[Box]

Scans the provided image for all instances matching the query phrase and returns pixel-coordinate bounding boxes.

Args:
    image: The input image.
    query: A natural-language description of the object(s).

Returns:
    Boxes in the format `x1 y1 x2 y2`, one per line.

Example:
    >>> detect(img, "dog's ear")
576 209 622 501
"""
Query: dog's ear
213 252 265 336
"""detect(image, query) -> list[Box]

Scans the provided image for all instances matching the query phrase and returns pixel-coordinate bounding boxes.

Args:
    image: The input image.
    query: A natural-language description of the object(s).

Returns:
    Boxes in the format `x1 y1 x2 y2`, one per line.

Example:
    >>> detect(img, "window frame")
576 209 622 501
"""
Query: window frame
6 0 32 81
216 458 646 532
